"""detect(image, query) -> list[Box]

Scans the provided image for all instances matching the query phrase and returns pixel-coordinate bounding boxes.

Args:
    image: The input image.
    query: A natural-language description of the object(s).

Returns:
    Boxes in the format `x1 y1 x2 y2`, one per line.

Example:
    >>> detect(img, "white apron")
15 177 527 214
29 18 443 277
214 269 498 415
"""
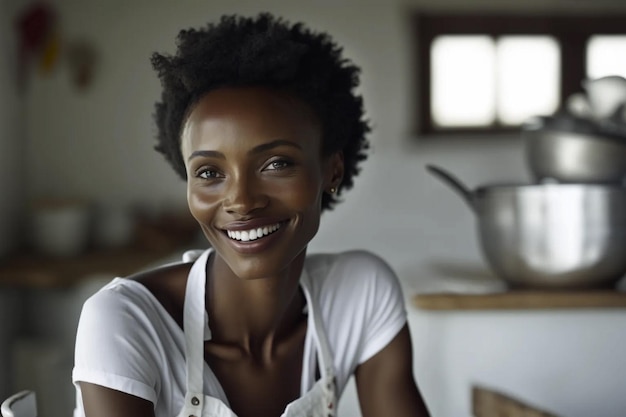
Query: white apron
176 250 338 417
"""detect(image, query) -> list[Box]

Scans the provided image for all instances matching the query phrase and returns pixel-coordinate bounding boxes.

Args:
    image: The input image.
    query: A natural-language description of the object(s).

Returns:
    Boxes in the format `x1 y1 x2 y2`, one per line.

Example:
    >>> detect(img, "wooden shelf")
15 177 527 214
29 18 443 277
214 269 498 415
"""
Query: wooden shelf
413 290 626 310
0 246 187 289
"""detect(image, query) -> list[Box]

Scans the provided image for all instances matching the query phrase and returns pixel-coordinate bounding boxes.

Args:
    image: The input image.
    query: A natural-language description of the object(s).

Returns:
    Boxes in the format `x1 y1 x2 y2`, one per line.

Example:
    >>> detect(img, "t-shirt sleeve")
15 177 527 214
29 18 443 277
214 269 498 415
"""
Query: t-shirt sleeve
319 250 407 373
72 284 162 405
353 252 407 364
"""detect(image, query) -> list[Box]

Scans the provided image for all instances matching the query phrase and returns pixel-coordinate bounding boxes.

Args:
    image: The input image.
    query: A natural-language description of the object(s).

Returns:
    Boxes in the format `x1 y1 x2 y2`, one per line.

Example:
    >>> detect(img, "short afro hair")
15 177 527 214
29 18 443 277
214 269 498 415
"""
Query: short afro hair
150 12 370 210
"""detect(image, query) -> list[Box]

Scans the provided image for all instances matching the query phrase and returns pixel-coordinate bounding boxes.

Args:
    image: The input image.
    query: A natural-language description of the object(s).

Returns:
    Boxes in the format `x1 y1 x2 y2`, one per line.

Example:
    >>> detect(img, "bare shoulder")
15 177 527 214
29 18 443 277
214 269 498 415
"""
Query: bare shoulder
127 261 193 329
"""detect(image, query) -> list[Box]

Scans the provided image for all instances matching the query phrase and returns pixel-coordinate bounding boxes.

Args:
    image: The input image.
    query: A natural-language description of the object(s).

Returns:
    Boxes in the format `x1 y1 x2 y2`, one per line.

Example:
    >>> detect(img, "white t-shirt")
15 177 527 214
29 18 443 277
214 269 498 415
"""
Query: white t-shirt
72 249 407 416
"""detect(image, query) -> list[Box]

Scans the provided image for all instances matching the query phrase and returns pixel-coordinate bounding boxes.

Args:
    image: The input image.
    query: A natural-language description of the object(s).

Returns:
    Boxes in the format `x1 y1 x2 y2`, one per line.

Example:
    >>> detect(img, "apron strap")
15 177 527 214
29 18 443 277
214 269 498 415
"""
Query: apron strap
182 250 337 408
183 249 212 395
301 268 335 383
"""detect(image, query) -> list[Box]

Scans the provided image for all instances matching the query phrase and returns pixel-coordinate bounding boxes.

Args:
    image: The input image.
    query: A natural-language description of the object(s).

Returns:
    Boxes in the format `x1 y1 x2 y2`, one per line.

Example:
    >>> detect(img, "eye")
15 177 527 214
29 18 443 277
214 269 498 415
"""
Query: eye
264 158 293 171
196 167 224 180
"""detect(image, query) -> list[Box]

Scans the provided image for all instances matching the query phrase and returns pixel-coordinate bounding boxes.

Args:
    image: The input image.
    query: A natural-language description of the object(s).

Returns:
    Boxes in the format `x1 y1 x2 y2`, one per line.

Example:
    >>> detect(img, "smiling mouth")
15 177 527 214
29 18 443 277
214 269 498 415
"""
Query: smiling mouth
225 222 283 242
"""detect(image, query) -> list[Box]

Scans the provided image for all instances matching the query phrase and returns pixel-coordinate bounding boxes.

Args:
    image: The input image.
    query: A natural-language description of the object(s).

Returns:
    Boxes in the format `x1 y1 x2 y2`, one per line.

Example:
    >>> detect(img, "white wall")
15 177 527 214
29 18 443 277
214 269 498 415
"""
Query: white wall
8 0 626 416
21 0 536 272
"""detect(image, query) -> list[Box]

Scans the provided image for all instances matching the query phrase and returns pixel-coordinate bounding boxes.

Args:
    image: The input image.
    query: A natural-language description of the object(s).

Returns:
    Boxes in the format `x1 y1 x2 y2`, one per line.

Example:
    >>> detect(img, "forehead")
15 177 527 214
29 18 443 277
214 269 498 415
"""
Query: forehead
181 87 321 154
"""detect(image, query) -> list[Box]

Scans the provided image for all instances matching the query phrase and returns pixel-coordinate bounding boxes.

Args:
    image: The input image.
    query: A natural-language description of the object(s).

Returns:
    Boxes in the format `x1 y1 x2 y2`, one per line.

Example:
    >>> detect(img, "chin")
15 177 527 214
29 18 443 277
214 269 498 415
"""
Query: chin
222 248 308 281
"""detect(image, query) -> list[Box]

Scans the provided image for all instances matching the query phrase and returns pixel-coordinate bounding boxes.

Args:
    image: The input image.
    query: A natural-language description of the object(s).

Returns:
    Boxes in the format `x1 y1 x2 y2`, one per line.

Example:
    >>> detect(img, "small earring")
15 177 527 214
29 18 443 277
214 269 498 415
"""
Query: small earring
329 187 337 194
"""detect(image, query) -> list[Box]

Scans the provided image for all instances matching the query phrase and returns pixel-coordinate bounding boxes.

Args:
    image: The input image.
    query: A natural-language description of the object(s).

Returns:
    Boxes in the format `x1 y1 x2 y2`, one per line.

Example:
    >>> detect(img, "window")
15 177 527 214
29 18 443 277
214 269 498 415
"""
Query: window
413 13 626 135
431 35 560 127
587 35 626 79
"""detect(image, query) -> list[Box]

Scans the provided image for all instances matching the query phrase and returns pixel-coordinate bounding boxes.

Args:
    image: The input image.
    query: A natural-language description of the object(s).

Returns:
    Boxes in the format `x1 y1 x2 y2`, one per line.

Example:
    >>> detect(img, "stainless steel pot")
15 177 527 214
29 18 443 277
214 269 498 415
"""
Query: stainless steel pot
427 164 626 289
523 116 626 184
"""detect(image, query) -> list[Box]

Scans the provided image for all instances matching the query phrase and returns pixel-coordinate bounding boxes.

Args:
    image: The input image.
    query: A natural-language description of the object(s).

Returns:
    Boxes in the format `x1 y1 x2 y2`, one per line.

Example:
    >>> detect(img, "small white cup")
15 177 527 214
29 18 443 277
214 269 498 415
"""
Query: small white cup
582 75 626 120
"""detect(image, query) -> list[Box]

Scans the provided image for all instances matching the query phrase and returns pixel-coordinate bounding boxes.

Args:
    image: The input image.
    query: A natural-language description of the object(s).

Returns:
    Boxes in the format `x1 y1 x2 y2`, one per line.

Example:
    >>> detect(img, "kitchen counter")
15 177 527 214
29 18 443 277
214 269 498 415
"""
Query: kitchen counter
0 245 190 289
413 289 626 310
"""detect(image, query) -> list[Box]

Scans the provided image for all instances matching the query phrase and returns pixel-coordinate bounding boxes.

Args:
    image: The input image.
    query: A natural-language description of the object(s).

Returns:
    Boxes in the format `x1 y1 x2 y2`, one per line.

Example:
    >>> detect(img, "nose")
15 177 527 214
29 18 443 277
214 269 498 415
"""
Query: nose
222 174 268 215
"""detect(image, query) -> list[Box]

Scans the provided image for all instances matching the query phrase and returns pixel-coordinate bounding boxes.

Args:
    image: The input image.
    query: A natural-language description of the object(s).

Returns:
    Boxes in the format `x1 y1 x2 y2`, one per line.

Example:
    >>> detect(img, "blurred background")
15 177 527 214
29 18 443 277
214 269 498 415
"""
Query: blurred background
2 0 626 416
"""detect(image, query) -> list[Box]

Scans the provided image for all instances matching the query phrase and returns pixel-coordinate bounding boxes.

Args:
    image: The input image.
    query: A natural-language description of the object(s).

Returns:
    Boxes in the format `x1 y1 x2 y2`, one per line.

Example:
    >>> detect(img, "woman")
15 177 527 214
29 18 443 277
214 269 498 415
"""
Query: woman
72 13 430 417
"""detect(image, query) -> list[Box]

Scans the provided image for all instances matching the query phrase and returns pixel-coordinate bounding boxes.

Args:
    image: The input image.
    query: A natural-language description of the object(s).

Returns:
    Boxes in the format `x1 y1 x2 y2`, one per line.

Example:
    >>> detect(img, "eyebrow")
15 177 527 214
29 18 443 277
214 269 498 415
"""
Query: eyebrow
251 139 302 155
187 149 224 161
187 139 302 161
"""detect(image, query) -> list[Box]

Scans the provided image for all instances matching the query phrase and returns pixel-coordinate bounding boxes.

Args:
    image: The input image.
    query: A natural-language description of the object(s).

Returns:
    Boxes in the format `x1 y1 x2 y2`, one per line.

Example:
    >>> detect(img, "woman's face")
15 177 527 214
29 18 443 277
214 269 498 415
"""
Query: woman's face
181 87 343 280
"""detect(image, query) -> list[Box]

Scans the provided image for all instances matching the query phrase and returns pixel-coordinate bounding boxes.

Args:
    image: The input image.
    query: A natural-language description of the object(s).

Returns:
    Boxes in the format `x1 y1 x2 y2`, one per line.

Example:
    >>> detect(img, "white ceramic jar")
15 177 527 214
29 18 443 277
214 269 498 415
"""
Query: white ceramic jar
30 199 91 257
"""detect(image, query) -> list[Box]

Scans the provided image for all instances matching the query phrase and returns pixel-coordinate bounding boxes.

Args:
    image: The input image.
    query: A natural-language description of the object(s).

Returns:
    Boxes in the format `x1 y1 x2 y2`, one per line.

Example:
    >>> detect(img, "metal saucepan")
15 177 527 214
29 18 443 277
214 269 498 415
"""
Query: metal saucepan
426 164 626 289
523 115 626 184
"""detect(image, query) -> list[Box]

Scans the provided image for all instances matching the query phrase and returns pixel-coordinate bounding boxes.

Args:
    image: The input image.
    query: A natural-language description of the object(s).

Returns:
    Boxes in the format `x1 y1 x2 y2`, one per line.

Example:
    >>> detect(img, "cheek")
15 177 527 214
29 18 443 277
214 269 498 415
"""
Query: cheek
282 177 325 228
272 177 324 211
187 186 219 223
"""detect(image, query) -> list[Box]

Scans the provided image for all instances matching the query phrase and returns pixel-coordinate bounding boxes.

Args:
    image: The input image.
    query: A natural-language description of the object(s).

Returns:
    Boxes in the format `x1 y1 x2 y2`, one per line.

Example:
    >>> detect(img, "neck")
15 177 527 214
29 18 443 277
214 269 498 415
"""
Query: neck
205 252 307 362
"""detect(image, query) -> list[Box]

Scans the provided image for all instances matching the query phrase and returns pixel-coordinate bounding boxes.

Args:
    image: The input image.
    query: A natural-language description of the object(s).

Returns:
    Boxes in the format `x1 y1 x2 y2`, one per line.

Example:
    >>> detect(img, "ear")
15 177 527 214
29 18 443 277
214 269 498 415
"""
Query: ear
325 151 344 193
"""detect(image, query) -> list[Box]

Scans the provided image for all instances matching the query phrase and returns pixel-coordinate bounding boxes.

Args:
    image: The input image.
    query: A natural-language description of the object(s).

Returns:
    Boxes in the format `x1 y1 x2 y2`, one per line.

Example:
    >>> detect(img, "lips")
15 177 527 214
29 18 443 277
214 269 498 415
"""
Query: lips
225 222 282 242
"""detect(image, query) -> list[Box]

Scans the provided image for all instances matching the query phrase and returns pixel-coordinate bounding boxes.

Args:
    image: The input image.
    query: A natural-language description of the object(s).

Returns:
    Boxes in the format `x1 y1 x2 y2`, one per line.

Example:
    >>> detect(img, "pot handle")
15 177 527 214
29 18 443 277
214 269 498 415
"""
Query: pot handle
425 164 477 213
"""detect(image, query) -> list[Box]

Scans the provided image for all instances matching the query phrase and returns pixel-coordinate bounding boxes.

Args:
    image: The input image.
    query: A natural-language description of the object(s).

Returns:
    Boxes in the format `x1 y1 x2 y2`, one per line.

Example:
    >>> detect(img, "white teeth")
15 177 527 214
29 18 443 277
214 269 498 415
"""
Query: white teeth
226 223 282 242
